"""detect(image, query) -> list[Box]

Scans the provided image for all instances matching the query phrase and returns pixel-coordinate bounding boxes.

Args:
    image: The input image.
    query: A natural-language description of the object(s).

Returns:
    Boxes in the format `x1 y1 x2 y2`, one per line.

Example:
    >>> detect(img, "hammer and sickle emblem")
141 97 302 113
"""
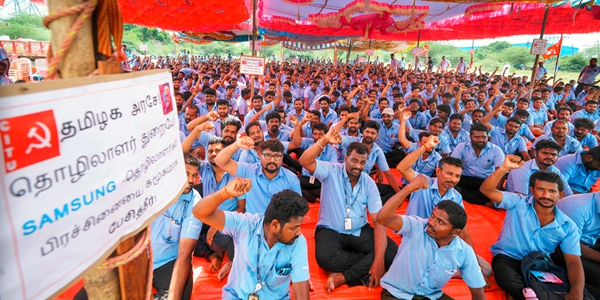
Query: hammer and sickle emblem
25 122 52 154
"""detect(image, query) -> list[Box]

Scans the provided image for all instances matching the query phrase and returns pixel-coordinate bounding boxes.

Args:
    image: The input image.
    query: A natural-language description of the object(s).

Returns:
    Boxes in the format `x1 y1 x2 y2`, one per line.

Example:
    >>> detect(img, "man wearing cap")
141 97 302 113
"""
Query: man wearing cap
533 61 548 81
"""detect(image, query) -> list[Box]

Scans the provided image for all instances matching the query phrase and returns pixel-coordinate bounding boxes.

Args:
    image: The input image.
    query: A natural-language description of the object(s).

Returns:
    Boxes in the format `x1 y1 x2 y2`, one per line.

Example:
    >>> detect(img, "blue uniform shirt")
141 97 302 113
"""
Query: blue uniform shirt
440 128 470 153
571 132 598 149
505 159 573 196
222 212 310 300
151 190 203 269
489 126 527 155
403 143 442 183
311 161 381 236
491 192 582 260
370 118 400 153
557 192 600 247
199 161 239 211
531 134 582 157
554 151 600 193
406 175 463 219
451 141 505 178
380 216 485 300
341 136 390 173
236 162 301 214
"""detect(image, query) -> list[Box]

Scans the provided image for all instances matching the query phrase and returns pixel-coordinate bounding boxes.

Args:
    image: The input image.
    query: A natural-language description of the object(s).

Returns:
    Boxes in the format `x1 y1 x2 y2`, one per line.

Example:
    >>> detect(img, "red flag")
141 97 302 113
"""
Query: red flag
542 38 563 60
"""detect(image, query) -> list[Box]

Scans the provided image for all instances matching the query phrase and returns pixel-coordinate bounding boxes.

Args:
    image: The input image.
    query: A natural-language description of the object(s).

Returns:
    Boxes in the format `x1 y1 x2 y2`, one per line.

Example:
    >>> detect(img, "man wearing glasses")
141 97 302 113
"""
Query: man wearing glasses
215 137 302 214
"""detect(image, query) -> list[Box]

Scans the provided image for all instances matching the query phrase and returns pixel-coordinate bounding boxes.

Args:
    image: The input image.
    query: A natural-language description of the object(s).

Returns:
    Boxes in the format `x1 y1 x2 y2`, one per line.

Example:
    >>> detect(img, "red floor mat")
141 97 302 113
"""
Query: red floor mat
57 204 507 299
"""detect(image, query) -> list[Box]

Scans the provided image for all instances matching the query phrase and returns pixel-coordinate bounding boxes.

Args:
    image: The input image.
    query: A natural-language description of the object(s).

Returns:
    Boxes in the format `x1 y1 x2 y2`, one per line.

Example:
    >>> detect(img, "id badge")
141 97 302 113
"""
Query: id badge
309 176 315 184
168 219 182 242
344 217 352 230
248 293 259 300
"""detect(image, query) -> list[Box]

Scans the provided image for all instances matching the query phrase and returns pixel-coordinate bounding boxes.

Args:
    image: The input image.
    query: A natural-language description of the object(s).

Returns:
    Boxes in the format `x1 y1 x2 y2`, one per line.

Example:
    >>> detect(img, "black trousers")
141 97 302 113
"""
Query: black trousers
377 183 396 204
551 241 600 294
575 83 585 97
492 254 527 300
73 259 193 300
315 225 398 286
381 289 453 300
194 223 235 261
283 153 303 174
299 175 321 203
384 149 406 169
456 175 491 205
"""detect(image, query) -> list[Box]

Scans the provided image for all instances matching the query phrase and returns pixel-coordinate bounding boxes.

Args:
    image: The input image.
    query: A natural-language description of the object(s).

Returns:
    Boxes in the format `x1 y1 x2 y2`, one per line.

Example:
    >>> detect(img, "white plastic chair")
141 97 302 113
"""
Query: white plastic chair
7 60 18 82
35 58 48 71
17 57 32 81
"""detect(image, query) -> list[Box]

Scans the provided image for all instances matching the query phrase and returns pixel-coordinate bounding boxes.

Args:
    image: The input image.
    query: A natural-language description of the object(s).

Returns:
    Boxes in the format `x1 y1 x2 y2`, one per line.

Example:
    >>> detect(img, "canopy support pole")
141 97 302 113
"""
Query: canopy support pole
252 0 257 56
553 34 563 85
367 38 372 62
346 38 352 63
46 0 149 299
415 29 421 72
530 4 549 98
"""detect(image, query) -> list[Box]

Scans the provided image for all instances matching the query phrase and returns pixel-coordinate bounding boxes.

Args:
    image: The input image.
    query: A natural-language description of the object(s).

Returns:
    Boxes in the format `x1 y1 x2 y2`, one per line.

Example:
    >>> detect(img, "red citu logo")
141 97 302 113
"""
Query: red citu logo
0 110 61 173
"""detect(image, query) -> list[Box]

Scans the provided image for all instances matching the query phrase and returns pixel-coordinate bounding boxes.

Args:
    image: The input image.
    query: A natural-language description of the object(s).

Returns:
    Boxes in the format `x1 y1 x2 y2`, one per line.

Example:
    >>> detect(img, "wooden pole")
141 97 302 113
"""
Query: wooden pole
553 34 563 85
46 1 149 299
530 4 550 98
47 0 96 78
252 0 257 56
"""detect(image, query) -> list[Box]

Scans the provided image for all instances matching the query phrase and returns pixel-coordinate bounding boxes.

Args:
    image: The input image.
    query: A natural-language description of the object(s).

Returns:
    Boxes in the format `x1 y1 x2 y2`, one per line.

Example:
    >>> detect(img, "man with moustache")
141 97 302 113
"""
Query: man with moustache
452 123 505 206
215 137 301 214
376 198 486 300
480 155 585 300
212 100 243 137
76 154 203 300
299 130 398 293
186 137 245 281
334 119 401 203
396 136 493 282
530 119 582 158
361 105 404 168
571 118 598 149
198 88 218 116
506 140 573 196
440 114 470 153
193 182 310 300
184 116 244 161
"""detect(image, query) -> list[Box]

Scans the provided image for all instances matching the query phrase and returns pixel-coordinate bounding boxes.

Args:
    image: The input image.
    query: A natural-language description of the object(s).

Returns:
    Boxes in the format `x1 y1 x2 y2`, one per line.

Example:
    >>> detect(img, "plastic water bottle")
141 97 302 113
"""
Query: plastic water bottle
523 287 538 300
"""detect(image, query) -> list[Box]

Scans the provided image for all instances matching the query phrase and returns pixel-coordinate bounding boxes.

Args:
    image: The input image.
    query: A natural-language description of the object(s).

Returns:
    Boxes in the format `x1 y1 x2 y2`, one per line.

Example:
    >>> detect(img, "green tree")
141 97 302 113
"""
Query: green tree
560 53 587 72
491 46 535 69
0 13 50 41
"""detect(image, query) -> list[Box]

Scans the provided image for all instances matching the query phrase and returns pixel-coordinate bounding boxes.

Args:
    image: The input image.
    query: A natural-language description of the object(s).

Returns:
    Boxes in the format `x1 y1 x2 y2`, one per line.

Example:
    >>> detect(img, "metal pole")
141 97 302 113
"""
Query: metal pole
530 4 550 98
252 0 257 56
553 34 563 85
367 38 372 63
415 29 421 71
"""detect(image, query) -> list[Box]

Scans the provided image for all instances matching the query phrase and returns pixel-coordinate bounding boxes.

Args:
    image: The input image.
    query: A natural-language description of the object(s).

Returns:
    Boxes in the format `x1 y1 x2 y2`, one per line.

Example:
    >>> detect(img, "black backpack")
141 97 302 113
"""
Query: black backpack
521 251 595 300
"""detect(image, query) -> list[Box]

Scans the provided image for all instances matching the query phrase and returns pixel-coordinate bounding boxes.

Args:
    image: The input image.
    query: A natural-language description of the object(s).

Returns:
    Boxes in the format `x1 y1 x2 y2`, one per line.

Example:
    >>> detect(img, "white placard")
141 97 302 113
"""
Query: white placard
366 49 374 56
530 39 548 55
0 70 186 300
291 58 299 64
412 47 424 57
139 44 148 51
253 41 262 51
240 55 266 76
358 57 366 63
